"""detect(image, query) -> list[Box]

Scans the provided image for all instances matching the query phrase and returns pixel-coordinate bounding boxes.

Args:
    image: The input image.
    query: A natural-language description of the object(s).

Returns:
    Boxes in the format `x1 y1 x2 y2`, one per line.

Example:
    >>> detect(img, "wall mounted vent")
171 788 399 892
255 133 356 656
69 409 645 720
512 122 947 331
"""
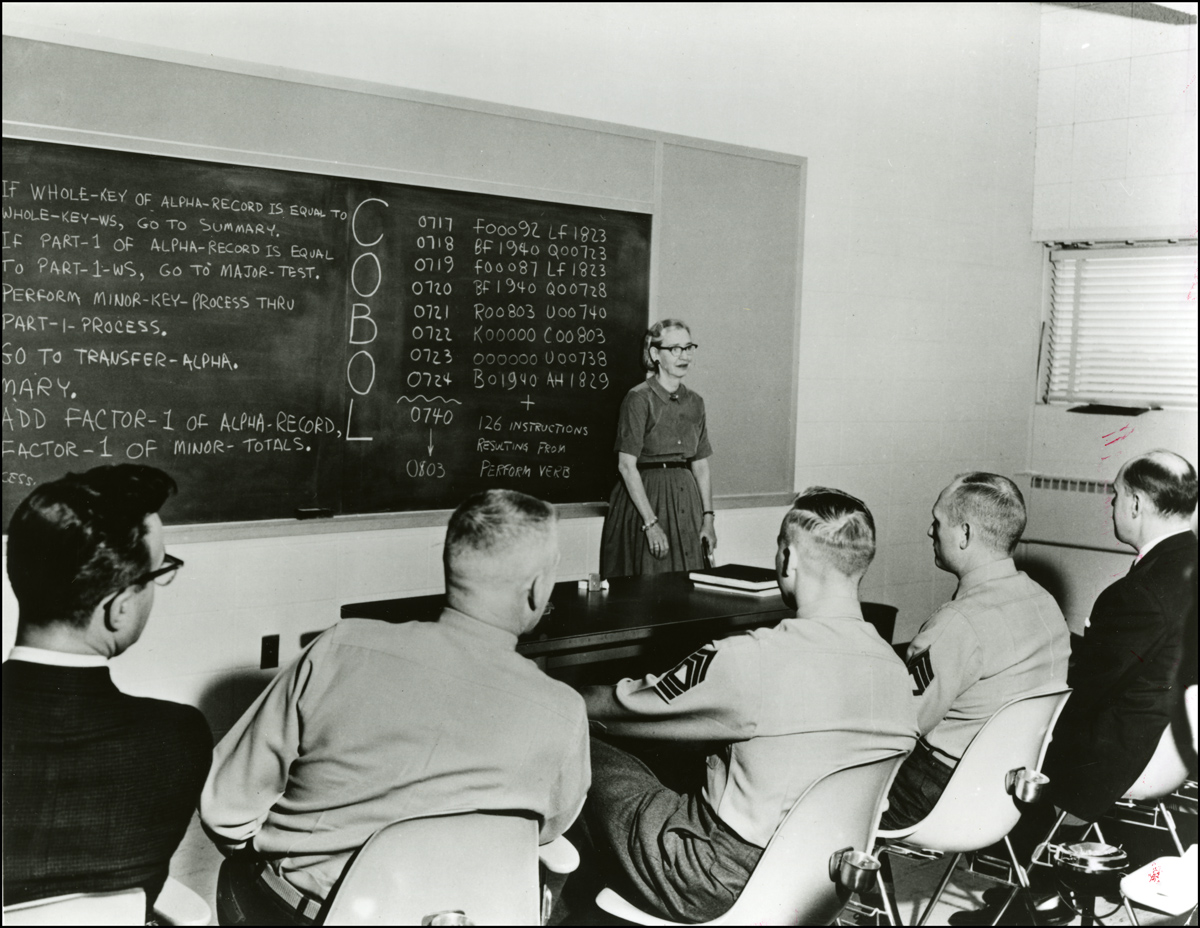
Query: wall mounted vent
1030 475 1114 495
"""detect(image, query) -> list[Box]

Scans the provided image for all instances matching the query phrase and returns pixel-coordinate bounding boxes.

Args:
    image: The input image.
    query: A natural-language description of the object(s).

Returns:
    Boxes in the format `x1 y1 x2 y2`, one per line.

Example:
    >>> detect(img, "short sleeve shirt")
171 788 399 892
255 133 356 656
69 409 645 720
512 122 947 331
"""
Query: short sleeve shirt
201 613 591 900
905 559 1070 763
589 609 918 847
614 379 713 463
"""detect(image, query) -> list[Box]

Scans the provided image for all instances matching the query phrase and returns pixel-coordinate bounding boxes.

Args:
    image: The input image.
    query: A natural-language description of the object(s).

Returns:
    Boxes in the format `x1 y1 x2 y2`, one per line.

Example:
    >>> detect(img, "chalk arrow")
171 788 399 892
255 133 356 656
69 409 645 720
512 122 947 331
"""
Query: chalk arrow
428 429 434 456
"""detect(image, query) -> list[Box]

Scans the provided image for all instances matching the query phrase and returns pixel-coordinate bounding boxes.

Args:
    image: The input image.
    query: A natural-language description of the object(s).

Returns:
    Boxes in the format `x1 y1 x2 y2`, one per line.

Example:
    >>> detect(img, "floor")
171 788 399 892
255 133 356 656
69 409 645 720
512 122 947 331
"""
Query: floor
169 815 1193 926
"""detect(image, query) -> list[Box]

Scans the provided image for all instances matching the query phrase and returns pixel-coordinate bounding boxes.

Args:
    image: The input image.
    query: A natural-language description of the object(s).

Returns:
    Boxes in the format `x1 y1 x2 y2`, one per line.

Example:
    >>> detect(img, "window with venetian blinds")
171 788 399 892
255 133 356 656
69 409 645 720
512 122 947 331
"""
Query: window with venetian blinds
1043 245 1198 408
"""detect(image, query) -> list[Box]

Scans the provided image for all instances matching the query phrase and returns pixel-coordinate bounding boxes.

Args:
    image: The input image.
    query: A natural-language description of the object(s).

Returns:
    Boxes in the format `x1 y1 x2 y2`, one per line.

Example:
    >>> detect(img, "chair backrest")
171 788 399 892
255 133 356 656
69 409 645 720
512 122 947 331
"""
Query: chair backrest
900 687 1071 854
151 875 211 927
1124 723 1189 801
2 888 145 926
323 811 541 926
706 749 909 927
862 602 898 646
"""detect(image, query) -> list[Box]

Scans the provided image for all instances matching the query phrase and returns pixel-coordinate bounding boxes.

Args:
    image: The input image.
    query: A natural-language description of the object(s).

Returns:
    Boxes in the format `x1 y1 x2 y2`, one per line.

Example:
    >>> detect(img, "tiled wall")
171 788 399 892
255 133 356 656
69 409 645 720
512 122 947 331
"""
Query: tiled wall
789 5 1044 638
1024 404 1197 634
1025 3 1199 631
1015 538 1133 636
3 4 1050 715
1033 4 1198 240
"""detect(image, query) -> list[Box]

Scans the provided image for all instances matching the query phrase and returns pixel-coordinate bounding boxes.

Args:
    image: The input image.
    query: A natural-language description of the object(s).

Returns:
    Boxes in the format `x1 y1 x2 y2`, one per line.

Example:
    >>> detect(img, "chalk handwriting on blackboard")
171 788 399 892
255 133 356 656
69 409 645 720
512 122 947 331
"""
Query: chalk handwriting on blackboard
2 139 650 525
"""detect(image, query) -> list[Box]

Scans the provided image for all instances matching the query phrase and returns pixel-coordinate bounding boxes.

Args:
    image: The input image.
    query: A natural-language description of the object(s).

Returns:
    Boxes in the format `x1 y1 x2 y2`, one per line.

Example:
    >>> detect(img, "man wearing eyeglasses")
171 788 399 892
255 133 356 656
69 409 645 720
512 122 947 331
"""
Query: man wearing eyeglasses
2 464 211 918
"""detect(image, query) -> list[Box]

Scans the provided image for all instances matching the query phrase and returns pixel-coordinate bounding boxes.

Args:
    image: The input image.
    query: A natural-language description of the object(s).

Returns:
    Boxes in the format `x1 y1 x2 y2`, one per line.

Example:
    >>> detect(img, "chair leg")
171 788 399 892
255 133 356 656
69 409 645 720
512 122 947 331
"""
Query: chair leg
1158 802 1185 856
1005 835 1042 927
915 853 961 927
1030 810 1068 877
988 888 1020 927
876 867 902 926
1122 896 1140 926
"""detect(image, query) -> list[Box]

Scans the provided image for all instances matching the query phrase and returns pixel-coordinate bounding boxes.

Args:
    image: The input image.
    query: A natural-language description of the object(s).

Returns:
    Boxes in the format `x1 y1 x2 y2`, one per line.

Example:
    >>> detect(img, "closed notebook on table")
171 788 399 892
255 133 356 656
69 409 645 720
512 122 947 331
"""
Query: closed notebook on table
688 564 779 592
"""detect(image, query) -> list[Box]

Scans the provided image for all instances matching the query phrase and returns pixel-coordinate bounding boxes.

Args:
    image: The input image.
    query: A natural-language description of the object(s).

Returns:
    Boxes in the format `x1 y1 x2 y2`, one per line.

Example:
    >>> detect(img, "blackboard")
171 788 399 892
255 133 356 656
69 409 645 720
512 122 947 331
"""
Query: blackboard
1 138 650 526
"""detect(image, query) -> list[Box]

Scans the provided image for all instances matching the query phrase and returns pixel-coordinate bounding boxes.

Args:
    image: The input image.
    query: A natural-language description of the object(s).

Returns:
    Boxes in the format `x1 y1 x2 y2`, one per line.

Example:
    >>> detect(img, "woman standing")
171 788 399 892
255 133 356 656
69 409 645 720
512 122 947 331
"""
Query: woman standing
599 319 717 578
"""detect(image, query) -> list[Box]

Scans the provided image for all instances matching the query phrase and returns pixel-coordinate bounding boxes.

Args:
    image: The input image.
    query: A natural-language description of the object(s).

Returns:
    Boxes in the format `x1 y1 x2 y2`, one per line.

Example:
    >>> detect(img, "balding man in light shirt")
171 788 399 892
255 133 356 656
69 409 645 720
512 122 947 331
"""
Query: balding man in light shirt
881 472 1070 830
201 489 590 926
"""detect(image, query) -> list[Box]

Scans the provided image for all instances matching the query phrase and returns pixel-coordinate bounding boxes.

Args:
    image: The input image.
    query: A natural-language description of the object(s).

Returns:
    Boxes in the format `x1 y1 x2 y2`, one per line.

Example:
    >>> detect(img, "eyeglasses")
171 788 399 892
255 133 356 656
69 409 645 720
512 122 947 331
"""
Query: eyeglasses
134 552 185 588
656 343 699 358
101 553 184 616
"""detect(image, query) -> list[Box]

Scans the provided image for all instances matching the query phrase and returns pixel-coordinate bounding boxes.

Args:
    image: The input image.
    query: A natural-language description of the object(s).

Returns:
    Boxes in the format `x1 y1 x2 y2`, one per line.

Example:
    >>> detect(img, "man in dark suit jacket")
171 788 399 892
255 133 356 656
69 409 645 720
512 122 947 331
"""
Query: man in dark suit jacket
2 465 212 914
1045 449 1197 822
953 449 1197 926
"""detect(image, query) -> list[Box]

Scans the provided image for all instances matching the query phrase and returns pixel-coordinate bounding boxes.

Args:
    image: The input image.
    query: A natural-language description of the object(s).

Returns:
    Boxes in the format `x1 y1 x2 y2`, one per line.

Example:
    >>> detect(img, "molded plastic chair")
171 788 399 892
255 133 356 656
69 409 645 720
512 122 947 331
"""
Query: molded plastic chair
323 811 569 926
2 888 146 926
875 688 1072 926
1120 844 1198 925
1108 722 1192 856
594 749 910 926
1125 722 1190 803
1 876 210 927
154 875 212 926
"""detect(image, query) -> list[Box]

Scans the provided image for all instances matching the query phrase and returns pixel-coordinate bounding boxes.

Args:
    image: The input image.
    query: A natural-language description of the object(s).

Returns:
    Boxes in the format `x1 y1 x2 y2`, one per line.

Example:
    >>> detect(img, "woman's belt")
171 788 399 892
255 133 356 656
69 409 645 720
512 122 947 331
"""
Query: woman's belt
637 461 689 470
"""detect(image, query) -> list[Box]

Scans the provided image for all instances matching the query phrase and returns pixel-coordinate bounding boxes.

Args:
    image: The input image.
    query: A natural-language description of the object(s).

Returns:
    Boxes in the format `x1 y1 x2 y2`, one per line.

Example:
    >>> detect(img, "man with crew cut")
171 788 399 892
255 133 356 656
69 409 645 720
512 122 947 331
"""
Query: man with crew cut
881 472 1070 830
579 487 918 922
202 489 590 926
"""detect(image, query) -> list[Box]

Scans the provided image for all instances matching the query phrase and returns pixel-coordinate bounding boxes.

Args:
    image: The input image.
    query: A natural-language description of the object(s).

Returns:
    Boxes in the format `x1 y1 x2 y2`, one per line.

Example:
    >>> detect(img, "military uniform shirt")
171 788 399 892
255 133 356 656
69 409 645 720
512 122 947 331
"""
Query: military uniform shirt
587 598 918 847
906 558 1070 764
201 612 590 902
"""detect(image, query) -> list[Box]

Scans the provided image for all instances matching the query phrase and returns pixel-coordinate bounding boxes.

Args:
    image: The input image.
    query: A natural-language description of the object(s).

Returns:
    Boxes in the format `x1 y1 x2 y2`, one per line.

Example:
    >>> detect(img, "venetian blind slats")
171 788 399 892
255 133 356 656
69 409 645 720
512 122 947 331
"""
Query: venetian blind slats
1044 247 1198 408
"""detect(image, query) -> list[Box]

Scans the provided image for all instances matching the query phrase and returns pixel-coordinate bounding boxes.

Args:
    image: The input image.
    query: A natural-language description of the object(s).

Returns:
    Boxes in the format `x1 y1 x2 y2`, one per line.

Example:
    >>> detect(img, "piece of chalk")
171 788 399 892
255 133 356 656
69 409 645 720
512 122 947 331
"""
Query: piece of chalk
601 580 610 590
295 508 334 520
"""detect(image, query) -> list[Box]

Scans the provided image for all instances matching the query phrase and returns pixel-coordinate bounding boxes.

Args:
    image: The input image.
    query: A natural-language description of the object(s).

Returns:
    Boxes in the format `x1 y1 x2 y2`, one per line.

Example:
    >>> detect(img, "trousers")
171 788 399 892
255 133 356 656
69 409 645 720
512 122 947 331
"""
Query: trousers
879 737 955 830
581 736 762 922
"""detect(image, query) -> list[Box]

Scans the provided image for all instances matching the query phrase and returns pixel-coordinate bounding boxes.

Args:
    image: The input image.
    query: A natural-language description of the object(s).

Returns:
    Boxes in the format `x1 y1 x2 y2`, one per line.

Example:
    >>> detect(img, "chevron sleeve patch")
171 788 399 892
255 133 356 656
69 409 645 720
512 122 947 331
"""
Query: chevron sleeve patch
653 646 717 702
907 647 934 697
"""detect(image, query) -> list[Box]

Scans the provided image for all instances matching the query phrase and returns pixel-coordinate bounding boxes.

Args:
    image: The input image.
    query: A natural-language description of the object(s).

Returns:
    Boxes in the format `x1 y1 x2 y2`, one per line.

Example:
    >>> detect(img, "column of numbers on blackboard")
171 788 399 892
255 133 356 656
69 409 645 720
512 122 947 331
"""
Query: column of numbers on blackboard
470 220 613 482
3 138 649 525
401 211 456 479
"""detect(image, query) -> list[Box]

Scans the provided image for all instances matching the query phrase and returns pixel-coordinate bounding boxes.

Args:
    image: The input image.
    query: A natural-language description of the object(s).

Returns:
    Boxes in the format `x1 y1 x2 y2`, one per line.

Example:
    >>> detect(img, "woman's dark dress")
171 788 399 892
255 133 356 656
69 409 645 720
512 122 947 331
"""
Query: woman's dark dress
599 378 712 578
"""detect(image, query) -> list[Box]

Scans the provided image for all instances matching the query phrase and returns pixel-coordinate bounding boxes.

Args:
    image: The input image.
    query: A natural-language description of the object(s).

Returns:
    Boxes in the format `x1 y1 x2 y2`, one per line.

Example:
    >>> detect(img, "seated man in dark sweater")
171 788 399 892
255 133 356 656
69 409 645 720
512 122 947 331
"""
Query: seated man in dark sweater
2 464 212 915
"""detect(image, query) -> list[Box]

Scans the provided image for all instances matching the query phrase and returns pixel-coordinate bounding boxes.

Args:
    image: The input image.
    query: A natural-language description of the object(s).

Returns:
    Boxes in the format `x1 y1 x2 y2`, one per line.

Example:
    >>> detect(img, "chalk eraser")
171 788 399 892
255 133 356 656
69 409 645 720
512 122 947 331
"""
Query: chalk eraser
295 508 334 520
578 580 589 590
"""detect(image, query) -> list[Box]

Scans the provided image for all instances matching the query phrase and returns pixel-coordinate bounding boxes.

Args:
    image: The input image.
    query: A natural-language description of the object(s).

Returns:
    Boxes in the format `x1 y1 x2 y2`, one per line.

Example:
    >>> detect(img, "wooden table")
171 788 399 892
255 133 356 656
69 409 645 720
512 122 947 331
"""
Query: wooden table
341 572 897 680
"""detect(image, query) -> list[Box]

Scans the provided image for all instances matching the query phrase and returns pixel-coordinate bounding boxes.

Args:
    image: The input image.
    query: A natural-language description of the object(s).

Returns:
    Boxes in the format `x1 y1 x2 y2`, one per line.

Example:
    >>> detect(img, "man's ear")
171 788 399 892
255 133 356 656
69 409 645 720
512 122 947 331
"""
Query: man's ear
528 571 550 613
1129 490 1143 518
103 586 137 633
780 543 795 578
960 521 972 549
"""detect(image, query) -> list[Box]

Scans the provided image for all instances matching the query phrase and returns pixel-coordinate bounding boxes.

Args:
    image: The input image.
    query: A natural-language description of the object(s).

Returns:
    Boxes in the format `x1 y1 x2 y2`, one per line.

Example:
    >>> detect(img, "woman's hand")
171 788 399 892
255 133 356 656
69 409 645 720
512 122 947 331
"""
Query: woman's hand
646 522 669 559
700 516 717 560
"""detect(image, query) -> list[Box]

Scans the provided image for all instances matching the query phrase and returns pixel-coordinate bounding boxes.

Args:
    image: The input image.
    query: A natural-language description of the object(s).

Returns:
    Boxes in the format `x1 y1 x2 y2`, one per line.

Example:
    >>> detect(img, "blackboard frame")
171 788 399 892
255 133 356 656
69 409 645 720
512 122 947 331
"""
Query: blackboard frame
3 29 805 541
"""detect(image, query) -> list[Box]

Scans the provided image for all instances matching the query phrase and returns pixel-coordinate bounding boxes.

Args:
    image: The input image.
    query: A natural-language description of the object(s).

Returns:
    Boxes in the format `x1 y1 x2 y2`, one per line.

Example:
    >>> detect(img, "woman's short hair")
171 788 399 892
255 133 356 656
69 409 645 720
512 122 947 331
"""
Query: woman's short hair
943 472 1027 555
6 464 178 629
444 489 557 571
1119 450 1198 517
642 318 691 372
780 486 876 577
